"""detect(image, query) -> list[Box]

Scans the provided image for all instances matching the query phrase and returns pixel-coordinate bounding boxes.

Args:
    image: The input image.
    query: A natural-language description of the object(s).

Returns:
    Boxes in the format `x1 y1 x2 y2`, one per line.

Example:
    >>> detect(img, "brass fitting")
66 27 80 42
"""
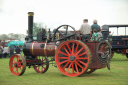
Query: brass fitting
28 12 34 16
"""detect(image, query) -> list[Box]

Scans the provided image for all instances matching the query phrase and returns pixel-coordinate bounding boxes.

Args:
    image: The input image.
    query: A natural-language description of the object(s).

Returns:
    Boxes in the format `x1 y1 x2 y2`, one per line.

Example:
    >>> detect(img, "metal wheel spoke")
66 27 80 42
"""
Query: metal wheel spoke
63 62 70 69
76 62 84 69
78 57 88 60
71 43 75 54
41 66 44 71
72 62 75 74
76 48 84 54
16 68 18 74
65 25 68 35
63 47 70 55
66 63 72 73
59 52 69 56
75 64 79 73
59 57 68 59
78 60 87 66
59 60 69 65
66 43 72 53
78 52 87 57
13 60 16 63
20 67 22 71
43 67 46 71
58 30 64 36
75 43 79 53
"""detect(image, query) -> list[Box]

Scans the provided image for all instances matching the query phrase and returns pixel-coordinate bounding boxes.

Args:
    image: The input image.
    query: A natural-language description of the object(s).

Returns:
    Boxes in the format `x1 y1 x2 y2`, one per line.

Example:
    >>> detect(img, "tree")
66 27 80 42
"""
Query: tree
0 34 9 40
8 33 26 40
27 22 44 37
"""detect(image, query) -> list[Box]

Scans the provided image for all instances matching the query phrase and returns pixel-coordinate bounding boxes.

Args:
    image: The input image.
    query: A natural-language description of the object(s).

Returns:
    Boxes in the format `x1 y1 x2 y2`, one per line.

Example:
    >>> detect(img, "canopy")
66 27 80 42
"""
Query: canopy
8 41 24 48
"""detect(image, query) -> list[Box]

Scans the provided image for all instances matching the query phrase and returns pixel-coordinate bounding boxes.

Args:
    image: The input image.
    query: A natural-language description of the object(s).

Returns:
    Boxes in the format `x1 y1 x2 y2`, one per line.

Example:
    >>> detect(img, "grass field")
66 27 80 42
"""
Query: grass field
0 53 128 85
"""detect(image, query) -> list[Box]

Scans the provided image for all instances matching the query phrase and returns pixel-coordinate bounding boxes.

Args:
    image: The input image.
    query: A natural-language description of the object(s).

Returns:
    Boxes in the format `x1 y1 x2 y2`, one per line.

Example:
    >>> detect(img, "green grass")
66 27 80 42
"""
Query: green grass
0 53 128 85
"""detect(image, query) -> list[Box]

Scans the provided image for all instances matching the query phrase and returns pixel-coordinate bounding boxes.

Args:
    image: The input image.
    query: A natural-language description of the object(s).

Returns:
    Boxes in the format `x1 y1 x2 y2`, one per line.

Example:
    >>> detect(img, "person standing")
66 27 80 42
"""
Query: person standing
1 40 6 48
15 46 20 54
3 45 9 58
10 46 14 58
91 19 100 33
0 45 3 59
78 19 91 41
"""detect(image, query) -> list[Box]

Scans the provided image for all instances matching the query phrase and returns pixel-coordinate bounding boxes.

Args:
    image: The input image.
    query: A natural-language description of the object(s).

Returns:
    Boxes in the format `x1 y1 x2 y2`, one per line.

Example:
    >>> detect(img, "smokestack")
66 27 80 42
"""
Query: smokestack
27 12 34 42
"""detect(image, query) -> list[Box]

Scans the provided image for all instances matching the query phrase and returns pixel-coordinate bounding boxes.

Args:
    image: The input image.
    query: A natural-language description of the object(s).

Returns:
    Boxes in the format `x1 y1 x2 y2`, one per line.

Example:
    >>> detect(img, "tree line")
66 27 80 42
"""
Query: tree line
0 33 26 40
0 22 44 40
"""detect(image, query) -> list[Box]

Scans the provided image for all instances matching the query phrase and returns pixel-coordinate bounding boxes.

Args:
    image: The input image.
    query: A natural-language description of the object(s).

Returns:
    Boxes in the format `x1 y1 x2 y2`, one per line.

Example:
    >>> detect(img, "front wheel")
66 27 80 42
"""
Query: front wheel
9 54 26 76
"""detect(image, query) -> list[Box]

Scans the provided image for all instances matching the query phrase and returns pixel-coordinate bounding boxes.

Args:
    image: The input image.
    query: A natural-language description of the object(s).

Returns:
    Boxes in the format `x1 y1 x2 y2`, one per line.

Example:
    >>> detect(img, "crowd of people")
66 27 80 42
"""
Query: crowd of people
79 19 103 42
0 40 21 59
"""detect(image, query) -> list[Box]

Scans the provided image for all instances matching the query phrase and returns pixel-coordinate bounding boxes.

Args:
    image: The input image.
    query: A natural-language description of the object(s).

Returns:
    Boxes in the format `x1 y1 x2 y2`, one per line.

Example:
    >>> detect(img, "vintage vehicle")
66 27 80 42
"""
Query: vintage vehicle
102 25 128 58
9 12 112 77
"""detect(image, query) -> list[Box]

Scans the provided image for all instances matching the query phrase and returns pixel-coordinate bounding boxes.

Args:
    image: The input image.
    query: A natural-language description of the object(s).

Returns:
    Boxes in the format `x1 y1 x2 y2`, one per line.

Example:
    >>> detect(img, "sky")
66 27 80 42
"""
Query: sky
0 0 128 35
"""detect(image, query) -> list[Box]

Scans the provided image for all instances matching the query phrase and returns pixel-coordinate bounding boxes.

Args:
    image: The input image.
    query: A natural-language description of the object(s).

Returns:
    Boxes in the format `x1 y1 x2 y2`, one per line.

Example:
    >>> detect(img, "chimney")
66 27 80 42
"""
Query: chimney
27 12 34 42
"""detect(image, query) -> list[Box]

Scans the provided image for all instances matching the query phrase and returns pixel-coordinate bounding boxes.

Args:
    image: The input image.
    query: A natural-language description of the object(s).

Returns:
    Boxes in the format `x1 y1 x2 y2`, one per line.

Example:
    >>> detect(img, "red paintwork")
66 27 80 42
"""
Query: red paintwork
9 55 23 76
85 42 105 69
55 40 90 77
29 40 108 70
30 41 56 56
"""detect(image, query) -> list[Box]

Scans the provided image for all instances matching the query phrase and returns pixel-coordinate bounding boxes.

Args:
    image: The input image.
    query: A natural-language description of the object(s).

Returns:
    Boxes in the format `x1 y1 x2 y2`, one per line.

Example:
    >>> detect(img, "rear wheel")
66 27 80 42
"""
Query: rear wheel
33 56 49 73
9 54 26 76
55 40 92 77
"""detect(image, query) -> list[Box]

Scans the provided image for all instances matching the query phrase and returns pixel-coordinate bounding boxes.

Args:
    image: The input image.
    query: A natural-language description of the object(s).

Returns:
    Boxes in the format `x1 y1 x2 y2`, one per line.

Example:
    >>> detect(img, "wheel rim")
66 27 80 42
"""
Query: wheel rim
55 40 91 77
34 56 49 73
86 69 96 74
9 54 26 76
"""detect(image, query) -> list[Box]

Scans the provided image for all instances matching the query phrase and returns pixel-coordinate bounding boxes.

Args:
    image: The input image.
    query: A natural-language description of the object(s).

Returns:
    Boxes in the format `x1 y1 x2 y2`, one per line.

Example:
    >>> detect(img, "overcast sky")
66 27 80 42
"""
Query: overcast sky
0 0 128 35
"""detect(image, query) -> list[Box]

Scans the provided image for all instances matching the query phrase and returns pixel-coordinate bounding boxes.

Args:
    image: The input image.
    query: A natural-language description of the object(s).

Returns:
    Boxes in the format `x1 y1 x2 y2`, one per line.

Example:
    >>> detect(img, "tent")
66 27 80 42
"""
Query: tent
8 41 24 48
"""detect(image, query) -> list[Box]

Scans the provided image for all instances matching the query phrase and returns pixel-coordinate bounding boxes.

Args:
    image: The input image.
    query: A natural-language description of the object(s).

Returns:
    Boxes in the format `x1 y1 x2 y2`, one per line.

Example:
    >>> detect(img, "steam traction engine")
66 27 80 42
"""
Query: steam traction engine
9 12 112 77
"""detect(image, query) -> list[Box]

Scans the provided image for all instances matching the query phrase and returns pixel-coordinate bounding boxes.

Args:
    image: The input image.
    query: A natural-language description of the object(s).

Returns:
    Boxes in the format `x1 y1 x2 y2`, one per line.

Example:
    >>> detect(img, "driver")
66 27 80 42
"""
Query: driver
78 19 91 41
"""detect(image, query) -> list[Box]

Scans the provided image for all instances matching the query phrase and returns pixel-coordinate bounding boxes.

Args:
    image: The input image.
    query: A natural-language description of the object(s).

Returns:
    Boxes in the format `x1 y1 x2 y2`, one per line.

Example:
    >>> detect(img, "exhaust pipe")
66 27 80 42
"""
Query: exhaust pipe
26 12 34 42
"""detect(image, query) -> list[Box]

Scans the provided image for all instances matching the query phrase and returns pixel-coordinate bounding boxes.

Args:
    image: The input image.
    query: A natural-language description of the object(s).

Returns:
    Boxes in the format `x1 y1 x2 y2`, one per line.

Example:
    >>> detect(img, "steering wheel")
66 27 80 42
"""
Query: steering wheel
53 25 77 46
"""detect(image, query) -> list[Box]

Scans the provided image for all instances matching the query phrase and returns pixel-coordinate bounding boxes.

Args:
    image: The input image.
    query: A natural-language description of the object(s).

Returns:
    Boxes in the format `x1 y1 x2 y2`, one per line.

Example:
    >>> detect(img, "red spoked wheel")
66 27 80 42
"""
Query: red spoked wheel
9 54 26 76
55 40 92 77
33 56 49 73
86 69 96 74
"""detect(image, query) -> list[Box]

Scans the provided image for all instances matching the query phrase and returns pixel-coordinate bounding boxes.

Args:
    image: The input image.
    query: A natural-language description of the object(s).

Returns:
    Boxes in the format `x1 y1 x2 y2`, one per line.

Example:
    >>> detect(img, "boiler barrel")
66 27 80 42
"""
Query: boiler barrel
23 42 57 57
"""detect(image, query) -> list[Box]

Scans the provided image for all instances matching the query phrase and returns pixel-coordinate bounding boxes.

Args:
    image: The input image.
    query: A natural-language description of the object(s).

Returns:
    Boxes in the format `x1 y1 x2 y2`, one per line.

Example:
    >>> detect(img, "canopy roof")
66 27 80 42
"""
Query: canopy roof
8 41 24 48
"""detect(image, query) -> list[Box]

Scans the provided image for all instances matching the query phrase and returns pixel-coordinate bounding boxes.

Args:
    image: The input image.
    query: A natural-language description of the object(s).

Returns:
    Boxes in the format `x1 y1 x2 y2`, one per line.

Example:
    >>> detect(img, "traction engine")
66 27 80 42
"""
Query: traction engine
9 12 112 77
